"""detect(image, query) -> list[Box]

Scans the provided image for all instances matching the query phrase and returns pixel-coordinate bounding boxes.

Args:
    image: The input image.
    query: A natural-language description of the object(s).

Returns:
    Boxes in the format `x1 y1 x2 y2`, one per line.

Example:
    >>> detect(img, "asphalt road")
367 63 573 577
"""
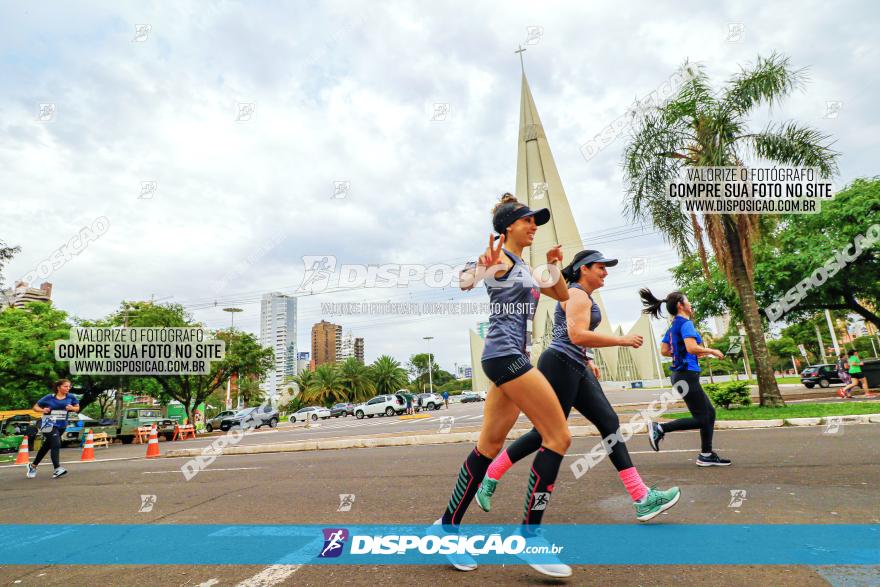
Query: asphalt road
1 384 851 464
1 423 878 586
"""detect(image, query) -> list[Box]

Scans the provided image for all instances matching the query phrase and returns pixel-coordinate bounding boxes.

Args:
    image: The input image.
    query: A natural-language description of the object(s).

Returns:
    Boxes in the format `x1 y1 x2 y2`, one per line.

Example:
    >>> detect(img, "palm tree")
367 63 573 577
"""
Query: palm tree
623 53 839 407
307 364 347 406
369 355 409 395
290 370 317 403
338 357 376 403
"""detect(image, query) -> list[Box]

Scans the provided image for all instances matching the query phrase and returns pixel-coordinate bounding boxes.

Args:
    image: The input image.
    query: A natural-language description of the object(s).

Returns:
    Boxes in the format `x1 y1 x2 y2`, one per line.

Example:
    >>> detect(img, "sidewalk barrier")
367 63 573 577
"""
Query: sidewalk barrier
92 432 111 448
145 425 161 458
80 429 95 462
173 424 197 441
14 435 30 465
135 425 152 444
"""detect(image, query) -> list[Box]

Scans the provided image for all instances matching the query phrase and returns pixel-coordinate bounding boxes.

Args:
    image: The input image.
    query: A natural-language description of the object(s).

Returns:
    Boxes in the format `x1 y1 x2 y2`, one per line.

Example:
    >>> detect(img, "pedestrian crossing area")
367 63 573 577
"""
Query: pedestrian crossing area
289 412 496 433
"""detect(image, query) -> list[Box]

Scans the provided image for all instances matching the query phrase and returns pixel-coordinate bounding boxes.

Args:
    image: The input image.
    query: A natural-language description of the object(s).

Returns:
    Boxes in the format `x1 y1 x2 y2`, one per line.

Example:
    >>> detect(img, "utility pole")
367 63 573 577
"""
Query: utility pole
825 309 841 356
223 308 243 410
423 336 434 393
814 323 827 363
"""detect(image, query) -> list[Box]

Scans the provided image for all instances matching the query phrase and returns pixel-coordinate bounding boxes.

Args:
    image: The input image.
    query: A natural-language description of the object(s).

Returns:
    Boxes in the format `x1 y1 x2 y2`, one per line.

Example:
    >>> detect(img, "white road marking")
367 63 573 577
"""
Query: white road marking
142 467 262 474
564 449 704 458
235 564 302 587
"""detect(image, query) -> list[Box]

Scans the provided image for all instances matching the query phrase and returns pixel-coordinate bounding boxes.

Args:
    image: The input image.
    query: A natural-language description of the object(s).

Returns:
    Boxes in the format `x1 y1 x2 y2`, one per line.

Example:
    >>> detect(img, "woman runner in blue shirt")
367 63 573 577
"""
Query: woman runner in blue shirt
639 290 730 466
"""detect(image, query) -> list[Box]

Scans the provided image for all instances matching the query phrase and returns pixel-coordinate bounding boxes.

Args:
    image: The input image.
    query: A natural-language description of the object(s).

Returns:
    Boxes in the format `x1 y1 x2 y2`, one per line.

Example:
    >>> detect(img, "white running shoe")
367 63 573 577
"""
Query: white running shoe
52 467 68 479
517 529 572 578
431 518 477 571
26 464 37 478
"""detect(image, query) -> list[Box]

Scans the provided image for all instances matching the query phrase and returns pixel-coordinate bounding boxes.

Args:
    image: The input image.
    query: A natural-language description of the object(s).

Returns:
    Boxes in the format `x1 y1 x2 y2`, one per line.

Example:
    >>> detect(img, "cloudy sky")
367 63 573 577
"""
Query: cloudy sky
1 0 877 374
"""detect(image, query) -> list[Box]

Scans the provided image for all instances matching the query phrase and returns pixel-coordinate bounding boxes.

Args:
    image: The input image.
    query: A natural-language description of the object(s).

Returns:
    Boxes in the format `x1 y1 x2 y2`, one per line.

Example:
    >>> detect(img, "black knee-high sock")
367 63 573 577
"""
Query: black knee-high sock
521 447 564 530
441 446 493 525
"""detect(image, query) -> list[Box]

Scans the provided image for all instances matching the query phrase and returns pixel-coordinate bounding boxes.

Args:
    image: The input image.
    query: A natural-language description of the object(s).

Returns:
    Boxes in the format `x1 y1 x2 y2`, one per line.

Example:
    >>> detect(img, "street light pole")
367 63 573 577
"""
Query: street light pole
222 308 243 410
423 336 434 394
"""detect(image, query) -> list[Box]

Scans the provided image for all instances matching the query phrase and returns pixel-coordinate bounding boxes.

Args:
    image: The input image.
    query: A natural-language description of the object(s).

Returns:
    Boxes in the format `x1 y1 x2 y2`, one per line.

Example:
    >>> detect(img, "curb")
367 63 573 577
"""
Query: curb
161 414 879 459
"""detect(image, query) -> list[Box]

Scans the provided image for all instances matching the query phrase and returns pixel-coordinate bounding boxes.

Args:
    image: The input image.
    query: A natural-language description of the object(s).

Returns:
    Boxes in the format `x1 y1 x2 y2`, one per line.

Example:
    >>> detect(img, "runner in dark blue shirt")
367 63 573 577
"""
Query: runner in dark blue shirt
28 379 79 479
639 290 729 466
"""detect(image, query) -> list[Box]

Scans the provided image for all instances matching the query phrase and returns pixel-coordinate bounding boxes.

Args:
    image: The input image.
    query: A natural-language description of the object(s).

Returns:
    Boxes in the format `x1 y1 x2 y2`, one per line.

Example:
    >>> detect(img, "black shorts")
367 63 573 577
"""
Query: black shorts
482 354 533 386
850 373 866 381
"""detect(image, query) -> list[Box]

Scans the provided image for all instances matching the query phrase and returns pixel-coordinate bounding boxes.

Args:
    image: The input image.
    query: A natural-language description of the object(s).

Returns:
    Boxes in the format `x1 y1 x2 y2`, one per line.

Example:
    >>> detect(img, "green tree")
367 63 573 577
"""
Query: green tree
237 376 266 406
338 357 376 403
624 53 839 406
0 239 20 291
111 301 273 422
291 370 317 400
407 353 441 389
369 355 408 395
304 364 347 406
0 303 71 409
754 178 880 328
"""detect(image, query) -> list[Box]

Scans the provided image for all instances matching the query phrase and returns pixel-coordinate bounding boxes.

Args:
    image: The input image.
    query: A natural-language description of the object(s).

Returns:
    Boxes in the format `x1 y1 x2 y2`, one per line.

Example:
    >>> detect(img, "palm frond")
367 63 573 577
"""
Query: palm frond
740 121 840 177
722 51 807 115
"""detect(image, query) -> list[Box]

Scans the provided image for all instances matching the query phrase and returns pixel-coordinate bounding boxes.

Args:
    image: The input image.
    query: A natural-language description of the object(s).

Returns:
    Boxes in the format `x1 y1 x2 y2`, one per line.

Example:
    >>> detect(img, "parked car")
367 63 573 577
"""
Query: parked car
330 403 355 418
219 406 279 431
62 415 117 447
800 364 845 388
415 393 443 411
205 410 236 432
289 406 332 422
118 408 177 443
459 391 483 403
354 394 407 419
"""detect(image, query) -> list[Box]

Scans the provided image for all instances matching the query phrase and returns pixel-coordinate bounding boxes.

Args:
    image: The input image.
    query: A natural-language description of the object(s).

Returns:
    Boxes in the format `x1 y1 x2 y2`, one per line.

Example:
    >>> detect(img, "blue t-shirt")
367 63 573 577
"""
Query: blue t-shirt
662 316 702 372
36 393 79 430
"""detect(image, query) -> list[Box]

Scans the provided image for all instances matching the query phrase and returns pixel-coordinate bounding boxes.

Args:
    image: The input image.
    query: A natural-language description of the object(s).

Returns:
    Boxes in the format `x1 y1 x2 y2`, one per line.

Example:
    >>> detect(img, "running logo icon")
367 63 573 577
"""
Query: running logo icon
728 489 747 508
139 494 157 513
299 256 337 292
531 492 550 510
337 494 356 512
319 528 349 558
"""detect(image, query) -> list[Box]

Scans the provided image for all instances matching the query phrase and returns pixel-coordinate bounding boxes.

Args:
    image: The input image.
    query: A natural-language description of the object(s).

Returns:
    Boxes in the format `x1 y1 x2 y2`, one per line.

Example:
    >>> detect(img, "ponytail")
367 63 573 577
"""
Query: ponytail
639 288 687 318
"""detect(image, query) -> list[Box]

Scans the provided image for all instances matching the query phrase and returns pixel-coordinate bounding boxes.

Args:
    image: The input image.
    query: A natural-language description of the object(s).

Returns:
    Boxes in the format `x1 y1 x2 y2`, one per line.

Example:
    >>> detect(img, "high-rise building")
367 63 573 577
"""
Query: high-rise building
1 281 53 309
338 330 365 363
455 364 473 380
312 320 342 366
296 352 311 374
259 293 297 398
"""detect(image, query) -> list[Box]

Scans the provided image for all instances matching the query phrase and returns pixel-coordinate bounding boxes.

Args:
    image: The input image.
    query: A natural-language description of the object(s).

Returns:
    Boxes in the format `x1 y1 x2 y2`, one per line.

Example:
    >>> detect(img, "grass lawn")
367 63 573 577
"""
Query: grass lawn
664 401 880 420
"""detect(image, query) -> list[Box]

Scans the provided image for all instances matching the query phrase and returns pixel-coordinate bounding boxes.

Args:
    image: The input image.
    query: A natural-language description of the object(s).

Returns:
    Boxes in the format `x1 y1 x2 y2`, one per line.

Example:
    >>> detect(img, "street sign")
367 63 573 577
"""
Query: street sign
727 335 744 356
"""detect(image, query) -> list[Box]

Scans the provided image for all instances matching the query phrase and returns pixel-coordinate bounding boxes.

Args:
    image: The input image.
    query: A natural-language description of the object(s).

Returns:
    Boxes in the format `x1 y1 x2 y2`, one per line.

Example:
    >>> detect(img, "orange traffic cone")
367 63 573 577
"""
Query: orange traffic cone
145 425 160 458
80 429 95 462
15 435 30 465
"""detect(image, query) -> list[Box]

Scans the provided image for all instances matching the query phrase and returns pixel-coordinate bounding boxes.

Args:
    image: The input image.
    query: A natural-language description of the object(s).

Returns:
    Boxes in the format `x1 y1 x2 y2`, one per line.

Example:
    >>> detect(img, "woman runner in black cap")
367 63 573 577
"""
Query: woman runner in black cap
433 193 572 578
474 250 681 522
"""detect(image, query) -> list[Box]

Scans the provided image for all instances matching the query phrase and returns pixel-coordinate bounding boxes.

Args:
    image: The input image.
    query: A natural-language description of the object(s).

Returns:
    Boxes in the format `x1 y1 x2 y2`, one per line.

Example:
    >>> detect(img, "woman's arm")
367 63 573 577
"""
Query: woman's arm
660 342 672 357
538 245 569 302
683 338 724 359
567 290 642 348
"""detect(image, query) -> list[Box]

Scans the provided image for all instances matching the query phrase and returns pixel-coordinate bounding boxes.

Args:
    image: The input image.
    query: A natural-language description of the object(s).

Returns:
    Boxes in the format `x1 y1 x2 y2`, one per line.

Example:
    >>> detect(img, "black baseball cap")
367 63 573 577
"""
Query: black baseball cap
570 250 619 272
492 203 551 237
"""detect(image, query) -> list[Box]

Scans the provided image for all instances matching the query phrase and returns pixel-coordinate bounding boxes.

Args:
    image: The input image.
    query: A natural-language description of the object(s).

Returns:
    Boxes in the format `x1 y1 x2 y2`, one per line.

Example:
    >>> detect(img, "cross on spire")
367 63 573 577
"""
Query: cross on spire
514 45 526 73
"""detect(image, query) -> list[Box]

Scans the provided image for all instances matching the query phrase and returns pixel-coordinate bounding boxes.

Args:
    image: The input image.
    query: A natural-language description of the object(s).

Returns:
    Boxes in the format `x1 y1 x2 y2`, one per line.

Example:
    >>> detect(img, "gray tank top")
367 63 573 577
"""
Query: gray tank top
547 284 602 364
481 248 540 360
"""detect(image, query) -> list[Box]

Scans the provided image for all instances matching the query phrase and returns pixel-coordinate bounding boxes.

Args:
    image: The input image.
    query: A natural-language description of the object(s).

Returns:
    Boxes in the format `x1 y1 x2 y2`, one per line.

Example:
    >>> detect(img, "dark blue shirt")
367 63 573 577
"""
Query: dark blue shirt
662 316 702 372
36 393 79 430
547 285 600 365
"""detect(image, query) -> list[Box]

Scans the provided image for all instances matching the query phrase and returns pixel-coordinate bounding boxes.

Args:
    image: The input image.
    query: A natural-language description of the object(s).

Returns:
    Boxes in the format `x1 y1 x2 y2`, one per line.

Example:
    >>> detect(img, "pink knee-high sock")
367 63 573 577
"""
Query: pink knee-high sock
618 467 649 502
486 449 514 481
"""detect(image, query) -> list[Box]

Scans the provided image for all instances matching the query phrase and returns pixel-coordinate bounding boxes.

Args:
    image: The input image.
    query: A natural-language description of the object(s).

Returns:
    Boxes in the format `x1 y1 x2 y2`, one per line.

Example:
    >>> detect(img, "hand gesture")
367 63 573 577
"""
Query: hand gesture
478 234 505 268
621 335 644 348
709 349 725 359
546 245 563 264
42 407 51 414
588 361 601 379
65 404 76 411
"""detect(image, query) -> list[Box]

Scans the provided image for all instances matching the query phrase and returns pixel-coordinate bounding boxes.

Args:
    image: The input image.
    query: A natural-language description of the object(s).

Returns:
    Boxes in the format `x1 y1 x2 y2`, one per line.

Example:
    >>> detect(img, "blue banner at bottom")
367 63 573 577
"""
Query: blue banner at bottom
0 524 876 565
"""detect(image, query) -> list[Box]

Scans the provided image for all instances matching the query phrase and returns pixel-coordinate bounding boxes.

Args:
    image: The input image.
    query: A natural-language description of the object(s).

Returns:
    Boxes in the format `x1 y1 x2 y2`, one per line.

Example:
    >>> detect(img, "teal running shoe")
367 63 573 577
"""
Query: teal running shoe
475 477 498 512
635 486 681 522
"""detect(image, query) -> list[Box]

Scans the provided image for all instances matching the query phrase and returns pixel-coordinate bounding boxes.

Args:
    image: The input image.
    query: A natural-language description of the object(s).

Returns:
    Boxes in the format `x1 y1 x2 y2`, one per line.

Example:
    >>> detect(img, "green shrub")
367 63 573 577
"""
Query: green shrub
707 381 752 409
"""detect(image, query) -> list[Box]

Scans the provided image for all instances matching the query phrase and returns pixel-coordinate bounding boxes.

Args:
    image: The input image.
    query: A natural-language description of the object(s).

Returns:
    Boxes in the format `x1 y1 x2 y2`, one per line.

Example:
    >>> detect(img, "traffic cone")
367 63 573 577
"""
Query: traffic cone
80 429 95 462
15 435 30 465
145 425 160 458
